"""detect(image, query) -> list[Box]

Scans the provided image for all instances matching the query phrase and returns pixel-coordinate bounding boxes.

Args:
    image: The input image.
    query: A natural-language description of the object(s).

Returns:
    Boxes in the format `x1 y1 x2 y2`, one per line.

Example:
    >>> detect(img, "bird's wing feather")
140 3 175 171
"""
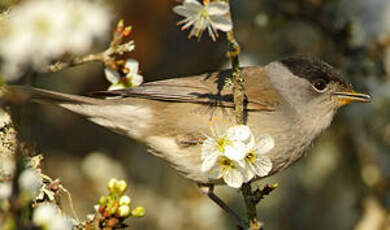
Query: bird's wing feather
91 67 280 112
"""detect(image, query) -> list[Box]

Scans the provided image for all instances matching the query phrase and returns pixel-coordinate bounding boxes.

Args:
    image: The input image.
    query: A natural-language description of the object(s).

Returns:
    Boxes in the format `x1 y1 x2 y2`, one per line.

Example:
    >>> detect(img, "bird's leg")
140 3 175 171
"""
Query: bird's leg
198 184 248 228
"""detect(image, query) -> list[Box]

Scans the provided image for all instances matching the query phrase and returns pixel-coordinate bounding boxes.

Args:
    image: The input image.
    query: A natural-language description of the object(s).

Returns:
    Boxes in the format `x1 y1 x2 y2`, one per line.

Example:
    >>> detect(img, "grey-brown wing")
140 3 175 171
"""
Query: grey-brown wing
90 68 277 112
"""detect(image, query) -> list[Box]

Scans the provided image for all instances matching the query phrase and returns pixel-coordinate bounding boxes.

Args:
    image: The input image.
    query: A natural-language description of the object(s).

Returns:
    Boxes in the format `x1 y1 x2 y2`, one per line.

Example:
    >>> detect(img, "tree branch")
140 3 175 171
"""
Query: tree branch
226 31 244 125
224 1 263 229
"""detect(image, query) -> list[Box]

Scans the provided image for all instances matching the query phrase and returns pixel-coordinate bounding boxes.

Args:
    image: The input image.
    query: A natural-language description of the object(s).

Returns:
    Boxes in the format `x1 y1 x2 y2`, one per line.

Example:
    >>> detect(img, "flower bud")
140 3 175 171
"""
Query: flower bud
99 195 107 206
108 205 118 215
271 183 279 189
107 217 119 227
107 178 118 193
117 19 124 30
115 180 127 194
118 205 130 217
131 206 145 217
106 196 117 210
123 26 132 36
119 195 131 206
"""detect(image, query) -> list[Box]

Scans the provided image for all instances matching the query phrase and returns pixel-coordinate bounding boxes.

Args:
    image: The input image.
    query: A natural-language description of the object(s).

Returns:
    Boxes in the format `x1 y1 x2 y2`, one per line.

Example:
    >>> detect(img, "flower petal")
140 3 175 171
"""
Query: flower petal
173 6 197 18
108 83 125 91
206 2 230 16
124 59 139 75
234 161 254 182
201 153 219 172
226 125 254 145
223 168 244 188
207 165 223 179
224 141 247 161
183 0 203 9
210 15 233 32
242 164 255 182
252 156 272 177
201 137 218 160
131 74 143 87
255 134 275 155
173 0 203 17
236 159 246 168
104 67 120 84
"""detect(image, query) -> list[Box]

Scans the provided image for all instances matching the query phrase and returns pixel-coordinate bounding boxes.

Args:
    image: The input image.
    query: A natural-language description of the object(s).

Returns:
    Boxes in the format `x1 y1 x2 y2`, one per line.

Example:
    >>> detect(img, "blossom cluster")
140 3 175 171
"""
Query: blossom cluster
93 178 145 228
201 125 274 188
105 59 143 91
0 0 110 80
173 0 233 41
101 20 144 91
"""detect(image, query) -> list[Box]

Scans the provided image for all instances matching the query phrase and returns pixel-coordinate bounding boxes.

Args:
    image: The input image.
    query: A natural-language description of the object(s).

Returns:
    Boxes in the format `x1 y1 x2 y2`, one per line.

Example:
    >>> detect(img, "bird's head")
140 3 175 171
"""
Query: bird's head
265 55 371 133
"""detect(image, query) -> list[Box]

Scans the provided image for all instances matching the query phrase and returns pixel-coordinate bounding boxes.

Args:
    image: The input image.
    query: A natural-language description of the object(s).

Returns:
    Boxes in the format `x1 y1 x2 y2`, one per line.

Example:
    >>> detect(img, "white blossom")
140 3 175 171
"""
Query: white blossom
33 204 72 230
173 0 233 41
224 125 255 161
244 134 274 178
0 158 15 177
205 155 246 188
118 205 131 217
18 168 42 198
0 182 12 200
201 124 274 188
0 0 110 80
106 59 144 90
119 195 131 206
64 1 110 55
201 125 248 188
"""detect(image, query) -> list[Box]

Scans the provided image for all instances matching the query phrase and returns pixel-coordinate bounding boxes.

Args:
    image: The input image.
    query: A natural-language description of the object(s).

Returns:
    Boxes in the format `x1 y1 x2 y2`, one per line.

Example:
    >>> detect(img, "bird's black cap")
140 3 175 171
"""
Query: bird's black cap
280 55 348 88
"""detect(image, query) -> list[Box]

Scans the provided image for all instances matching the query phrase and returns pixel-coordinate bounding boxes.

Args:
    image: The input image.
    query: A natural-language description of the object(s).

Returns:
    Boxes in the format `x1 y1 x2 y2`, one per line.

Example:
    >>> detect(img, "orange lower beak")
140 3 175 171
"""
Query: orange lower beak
333 91 371 105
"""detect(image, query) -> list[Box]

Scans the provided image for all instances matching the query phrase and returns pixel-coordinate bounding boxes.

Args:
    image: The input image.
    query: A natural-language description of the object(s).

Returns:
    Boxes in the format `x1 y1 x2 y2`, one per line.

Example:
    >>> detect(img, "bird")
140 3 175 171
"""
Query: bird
4 55 371 226
5 55 371 186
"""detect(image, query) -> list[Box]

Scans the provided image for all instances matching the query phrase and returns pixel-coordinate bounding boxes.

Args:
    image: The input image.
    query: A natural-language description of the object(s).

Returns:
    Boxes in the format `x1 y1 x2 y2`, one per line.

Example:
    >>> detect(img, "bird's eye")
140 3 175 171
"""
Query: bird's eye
313 79 327 92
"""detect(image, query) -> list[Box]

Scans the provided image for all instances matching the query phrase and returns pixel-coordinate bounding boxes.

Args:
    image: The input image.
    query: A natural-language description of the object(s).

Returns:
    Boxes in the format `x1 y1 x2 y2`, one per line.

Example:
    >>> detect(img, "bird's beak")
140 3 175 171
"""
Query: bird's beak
333 90 371 105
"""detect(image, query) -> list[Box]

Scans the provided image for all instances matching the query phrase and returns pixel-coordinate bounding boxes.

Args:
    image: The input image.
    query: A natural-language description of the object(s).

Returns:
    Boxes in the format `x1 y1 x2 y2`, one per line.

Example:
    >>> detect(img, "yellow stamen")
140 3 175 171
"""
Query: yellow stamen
246 152 256 163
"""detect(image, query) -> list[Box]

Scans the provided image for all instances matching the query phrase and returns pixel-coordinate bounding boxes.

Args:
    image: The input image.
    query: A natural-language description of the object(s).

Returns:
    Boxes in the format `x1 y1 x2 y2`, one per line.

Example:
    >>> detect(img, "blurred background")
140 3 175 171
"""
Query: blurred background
3 0 390 229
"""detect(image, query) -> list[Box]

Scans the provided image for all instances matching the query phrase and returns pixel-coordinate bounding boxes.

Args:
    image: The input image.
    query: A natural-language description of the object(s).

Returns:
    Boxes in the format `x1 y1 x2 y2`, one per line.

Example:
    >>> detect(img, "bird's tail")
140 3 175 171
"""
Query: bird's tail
4 85 101 106
3 86 151 140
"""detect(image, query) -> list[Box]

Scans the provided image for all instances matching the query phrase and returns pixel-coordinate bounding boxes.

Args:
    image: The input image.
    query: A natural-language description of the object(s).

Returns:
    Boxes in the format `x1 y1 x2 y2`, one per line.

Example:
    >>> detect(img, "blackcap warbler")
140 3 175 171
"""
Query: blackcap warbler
6 55 371 186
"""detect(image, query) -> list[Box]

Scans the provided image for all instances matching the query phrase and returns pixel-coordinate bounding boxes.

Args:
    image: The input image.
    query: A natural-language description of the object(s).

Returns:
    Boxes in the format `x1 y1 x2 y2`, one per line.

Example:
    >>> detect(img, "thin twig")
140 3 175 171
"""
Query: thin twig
253 184 278 205
44 20 134 73
208 190 248 228
45 53 105 72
